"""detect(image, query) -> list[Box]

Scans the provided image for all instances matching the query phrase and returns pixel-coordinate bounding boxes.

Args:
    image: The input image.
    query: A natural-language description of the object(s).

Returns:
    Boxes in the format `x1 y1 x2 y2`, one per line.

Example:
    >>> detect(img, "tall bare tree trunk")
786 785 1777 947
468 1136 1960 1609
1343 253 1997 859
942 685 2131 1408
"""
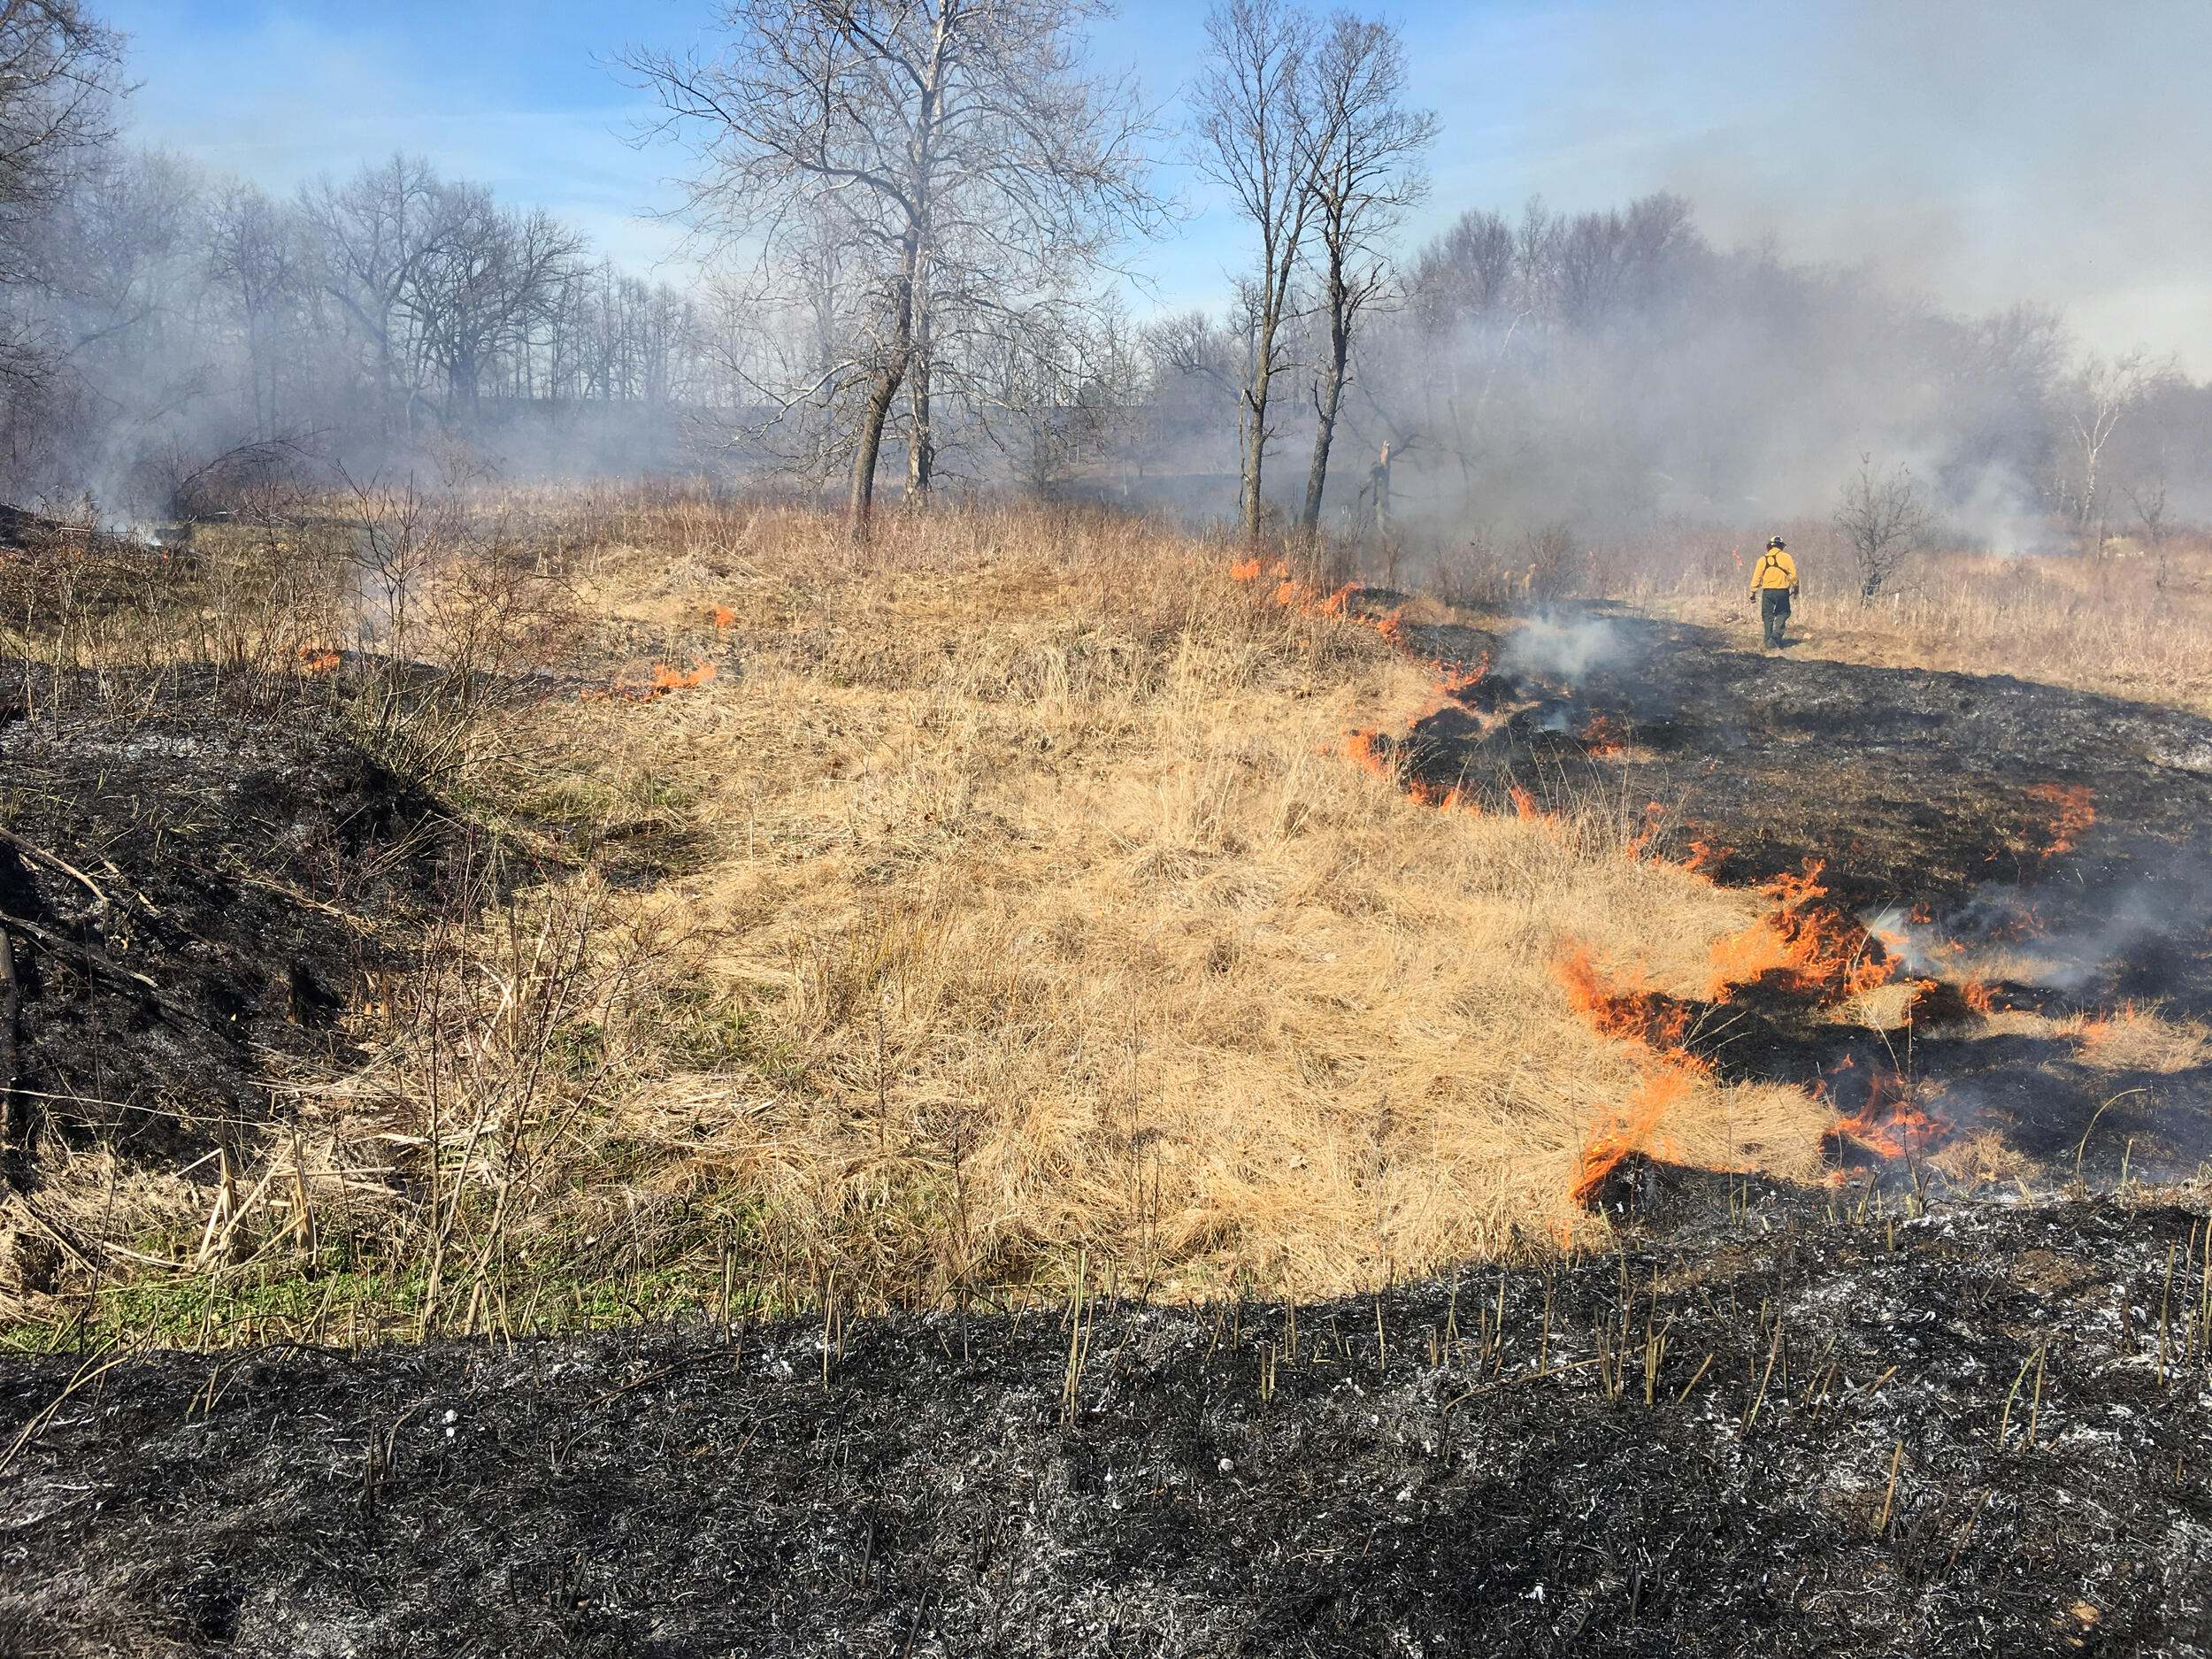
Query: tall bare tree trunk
906 303 934 503
849 247 920 542
1240 314 1279 539
849 365 904 538
1301 310 1349 529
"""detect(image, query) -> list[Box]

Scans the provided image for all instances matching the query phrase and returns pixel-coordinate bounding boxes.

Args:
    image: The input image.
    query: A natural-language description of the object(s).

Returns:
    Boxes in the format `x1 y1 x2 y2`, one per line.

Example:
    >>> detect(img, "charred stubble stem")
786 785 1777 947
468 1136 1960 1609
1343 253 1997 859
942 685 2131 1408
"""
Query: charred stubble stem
1875 1440 1905 1536
0 921 18 1154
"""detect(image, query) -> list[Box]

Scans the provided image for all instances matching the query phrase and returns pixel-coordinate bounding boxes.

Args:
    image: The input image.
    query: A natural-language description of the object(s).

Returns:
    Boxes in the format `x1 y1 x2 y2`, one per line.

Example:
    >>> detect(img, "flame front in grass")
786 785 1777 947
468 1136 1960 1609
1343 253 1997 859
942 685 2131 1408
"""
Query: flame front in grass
1570 1071 1690 1208
710 603 736 632
1684 837 1728 876
1625 801 1666 860
2026 782 2095 859
592 657 720 703
1554 948 1700 1061
296 647 342 676
1580 714 1628 758
1343 728 1396 781
1706 858 1896 1002
1828 1068 1946 1160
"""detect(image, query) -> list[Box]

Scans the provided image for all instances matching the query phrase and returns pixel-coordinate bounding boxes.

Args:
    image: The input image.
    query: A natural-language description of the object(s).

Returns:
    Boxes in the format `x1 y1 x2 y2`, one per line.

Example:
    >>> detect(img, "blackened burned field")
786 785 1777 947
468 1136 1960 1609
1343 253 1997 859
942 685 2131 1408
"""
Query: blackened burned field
1388 609 2212 1187
1403 610 2212 930
4 1200 2210 1655
0 664 467 1188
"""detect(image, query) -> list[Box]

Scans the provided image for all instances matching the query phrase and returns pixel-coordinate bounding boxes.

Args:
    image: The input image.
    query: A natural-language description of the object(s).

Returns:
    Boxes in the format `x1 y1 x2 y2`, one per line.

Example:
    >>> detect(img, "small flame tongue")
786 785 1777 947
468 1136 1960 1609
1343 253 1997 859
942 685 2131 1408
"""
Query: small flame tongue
1825 1061 1946 1160
1570 1071 1689 1208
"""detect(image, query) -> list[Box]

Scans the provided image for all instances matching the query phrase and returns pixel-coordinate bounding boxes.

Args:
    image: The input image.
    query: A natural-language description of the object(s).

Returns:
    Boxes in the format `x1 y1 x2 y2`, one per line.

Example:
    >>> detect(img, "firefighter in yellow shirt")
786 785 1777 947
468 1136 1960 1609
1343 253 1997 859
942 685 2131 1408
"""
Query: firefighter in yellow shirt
1748 536 1800 650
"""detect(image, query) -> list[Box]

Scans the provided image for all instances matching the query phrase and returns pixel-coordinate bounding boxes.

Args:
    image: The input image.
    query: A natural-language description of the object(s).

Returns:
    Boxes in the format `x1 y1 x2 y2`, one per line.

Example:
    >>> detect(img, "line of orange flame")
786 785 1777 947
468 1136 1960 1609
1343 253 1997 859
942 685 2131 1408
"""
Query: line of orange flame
583 657 719 703
2025 782 2095 859
1704 859 1897 1002
1553 948 1712 1217
1228 557 1508 818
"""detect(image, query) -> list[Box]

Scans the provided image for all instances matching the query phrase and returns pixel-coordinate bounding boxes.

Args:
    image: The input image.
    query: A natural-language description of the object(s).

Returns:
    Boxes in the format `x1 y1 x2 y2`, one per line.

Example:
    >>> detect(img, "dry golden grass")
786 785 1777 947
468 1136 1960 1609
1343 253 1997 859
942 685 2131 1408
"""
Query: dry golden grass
1627 534 2212 716
10 495 1851 1340
2065 1003 2211 1074
456 501 1832 1302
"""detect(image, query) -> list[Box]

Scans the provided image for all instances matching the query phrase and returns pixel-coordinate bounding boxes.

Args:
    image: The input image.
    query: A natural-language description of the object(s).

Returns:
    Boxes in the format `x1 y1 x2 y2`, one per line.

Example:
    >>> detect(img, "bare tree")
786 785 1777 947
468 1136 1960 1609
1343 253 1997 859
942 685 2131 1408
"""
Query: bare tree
0 1 122 257
1834 457 1929 602
206 182 308 434
1296 10 1433 532
1191 0 1321 540
623 0 1157 541
0 0 125 382
2057 348 2170 544
404 188 583 417
300 157 454 434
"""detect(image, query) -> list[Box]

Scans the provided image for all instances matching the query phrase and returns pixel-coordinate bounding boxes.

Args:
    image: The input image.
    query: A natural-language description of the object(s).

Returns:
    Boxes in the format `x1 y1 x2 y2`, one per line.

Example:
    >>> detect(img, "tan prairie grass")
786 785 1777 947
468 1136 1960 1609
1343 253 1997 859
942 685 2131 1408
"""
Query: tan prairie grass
2065 1003 2212 1074
7 496 1843 1338
457 502 1831 1302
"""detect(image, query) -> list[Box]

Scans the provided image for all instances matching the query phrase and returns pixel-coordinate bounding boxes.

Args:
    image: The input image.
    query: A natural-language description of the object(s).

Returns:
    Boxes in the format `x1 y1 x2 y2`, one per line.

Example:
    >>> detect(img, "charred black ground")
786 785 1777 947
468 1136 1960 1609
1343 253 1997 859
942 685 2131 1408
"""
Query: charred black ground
1400 609 2212 926
4 1200 2211 1656
0 659 469 1214
1379 606 2212 1189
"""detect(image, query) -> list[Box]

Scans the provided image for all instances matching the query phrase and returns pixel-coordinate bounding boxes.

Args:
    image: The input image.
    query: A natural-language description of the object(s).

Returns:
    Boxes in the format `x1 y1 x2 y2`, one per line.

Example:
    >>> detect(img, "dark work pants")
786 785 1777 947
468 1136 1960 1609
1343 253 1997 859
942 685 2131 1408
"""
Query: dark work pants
1760 588 1792 648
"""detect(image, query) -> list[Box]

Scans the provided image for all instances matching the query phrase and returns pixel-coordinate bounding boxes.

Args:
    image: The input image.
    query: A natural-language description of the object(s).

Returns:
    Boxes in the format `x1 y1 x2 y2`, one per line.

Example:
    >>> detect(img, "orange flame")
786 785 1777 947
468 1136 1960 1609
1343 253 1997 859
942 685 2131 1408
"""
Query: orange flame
2025 782 2095 859
1580 714 1628 758
1555 948 1699 1061
710 603 736 632
1828 1070 1946 1160
1705 859 1895 1002
296 647 342 675
1625 801 1667 860
589 657 720 703
1509 783 1541 820
1570 1071 1690 1208
1343 728 1395 780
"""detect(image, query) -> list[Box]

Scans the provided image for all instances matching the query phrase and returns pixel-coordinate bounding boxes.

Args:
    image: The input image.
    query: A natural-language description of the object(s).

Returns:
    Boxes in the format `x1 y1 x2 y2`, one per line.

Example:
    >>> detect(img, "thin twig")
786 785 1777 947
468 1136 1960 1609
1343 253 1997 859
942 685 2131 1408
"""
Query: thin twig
0 826 116 912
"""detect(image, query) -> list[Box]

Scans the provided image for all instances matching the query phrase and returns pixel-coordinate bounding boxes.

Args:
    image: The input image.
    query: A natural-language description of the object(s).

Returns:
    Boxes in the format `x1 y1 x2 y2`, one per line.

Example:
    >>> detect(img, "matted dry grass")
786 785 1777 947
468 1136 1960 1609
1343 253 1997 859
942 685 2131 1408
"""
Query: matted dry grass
8 495 1846 1340
466 501 1827 1302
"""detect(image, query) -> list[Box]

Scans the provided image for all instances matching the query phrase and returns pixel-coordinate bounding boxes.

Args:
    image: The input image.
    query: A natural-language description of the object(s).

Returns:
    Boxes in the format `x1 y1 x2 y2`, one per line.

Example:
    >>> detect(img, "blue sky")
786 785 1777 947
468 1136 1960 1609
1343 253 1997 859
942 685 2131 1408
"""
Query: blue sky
100 0 2212 371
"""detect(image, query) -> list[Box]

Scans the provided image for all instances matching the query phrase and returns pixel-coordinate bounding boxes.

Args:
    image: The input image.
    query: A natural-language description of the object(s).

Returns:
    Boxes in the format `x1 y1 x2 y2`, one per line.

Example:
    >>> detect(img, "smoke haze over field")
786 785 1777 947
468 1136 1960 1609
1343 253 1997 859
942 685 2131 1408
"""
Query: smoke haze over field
102 1 2212 370
2 0 2207 540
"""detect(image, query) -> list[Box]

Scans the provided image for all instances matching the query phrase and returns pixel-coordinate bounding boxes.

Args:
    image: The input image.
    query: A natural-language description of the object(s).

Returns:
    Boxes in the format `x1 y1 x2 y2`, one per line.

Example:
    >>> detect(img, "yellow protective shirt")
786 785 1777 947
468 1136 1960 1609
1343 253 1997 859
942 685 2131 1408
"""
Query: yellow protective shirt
1749 549 1798 593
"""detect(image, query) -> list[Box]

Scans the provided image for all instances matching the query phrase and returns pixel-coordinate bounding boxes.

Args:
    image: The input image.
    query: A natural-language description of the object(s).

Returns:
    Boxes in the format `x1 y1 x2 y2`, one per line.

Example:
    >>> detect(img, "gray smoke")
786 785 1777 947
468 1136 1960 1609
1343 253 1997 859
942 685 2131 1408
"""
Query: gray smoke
1499 616 1632 687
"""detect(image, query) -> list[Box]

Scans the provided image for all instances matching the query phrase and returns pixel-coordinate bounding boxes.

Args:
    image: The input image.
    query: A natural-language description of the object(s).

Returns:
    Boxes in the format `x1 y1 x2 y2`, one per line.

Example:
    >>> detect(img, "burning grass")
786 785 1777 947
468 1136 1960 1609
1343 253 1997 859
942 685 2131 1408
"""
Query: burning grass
4 495 1849 1341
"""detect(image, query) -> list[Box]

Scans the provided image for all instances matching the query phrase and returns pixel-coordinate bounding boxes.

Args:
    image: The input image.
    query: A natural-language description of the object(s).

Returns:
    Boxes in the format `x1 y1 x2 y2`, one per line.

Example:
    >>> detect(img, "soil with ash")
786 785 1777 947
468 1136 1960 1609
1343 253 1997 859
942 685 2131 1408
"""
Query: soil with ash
1380 608 2212 1187
4 1198 2210 1656
1396 610 2212 924
0 664 469 1198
